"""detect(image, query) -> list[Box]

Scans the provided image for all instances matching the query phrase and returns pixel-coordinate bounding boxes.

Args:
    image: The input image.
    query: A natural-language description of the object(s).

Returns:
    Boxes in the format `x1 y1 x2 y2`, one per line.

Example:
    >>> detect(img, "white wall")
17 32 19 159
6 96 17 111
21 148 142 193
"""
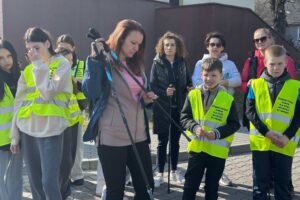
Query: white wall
153 0 255 10
0 0 3 37
183 0 255 10
154 0 169 3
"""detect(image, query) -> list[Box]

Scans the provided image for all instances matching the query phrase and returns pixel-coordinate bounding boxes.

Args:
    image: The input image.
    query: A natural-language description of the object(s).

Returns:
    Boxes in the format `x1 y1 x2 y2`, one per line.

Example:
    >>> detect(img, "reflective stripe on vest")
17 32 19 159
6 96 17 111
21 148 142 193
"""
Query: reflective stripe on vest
68 94 83 126
71 60 84 80
0 84 14 146
250 129 300 144
250 78 300 157
17 59 70 120
186 89 234 159
21 98 69 108
72 60 86 100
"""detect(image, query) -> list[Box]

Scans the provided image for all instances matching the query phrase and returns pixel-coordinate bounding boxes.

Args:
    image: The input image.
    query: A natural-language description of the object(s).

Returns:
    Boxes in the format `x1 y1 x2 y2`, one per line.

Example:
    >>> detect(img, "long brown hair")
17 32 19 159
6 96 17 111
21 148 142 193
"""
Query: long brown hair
106 19 146 75
0 39 20 100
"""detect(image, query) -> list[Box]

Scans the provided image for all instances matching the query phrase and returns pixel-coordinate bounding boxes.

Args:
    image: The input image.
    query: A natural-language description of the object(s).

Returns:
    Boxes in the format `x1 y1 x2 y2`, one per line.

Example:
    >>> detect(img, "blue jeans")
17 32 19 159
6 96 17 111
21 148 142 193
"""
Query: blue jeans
60 123 78 199
22 133 63 200
252 151 292 200
0 150 23 200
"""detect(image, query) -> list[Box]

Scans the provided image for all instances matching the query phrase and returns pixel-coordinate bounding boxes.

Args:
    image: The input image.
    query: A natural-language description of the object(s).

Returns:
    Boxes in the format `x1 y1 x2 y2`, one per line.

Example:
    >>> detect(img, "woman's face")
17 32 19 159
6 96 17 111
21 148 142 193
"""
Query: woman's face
119 30 144 61
206 37 224 59
57 42 75 52
26 41 51 61
0 48 13 73
253 31 274 52
163 38 176 58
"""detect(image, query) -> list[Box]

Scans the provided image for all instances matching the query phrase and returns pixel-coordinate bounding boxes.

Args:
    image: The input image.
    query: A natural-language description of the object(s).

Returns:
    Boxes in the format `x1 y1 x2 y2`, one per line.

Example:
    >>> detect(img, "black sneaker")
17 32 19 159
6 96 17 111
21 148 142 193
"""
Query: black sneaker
71 178 84 186
289 183 294 197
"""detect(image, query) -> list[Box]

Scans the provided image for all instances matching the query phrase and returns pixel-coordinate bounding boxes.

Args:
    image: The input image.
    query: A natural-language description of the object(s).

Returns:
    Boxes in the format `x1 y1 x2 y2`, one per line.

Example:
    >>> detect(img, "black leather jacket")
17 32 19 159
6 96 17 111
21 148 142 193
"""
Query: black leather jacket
150 55 191 134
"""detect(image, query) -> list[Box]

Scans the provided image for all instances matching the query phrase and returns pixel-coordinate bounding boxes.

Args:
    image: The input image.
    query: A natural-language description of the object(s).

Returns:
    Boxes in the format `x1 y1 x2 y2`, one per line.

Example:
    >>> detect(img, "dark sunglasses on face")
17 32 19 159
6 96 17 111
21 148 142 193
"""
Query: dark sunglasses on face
208 43 222 48
253 36 268 44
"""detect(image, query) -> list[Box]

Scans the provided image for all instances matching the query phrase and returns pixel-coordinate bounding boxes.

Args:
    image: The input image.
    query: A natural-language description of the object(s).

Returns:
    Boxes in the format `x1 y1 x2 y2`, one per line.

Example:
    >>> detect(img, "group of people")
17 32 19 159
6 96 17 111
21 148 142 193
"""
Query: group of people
0 18 299 200
0 29 86 200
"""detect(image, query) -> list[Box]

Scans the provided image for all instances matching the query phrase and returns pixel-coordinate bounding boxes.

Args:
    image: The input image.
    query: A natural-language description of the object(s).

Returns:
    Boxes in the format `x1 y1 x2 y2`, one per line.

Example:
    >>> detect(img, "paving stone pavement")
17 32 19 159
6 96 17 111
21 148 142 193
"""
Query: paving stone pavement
81 127 250 170
22 149 300 200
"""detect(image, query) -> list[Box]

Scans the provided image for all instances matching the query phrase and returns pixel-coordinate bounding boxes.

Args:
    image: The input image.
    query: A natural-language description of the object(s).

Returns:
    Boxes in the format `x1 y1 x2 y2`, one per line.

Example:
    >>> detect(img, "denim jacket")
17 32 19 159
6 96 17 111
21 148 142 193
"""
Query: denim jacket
82 57 111 141
82 55 151 143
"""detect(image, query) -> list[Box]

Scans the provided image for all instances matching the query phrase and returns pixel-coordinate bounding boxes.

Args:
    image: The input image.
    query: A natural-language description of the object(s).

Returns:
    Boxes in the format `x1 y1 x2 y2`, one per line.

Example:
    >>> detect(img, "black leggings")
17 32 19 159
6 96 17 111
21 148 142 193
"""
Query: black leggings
157 128 181 172
157 108 181 172
98 141 154 200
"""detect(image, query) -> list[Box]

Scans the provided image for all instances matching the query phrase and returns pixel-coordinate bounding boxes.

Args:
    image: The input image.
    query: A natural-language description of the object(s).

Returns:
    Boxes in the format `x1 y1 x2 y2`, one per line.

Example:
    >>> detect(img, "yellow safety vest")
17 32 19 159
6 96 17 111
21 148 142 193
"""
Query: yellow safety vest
186 89 234 159
17 59 70 120
69 92 83 126
0 84 14 146
250 78 300 157
72 60 86 100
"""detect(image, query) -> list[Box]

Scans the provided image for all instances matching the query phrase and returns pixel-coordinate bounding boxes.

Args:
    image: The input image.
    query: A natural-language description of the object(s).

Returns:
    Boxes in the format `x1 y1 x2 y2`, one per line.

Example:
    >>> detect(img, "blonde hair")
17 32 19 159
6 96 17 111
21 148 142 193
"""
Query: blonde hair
264 45 287 58
254 28 275 44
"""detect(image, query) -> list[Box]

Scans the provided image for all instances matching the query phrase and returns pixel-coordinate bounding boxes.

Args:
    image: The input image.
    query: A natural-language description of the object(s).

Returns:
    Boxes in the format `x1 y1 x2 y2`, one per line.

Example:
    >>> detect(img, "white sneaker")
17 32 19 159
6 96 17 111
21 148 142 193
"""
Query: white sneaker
101 187 106 200
219 173 233 186
154 173 164 188
171 170 185 184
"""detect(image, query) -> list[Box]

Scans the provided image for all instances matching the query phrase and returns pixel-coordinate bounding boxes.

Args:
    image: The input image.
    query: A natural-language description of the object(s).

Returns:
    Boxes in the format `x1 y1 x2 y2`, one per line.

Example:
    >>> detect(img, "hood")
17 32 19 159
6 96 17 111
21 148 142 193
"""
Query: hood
201 52 228 62
260 68 290 84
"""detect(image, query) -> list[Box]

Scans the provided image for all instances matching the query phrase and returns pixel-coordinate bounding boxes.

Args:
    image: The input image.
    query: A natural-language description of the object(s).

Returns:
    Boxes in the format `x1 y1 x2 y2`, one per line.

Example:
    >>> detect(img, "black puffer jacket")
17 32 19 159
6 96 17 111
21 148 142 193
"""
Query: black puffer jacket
150 55 191 134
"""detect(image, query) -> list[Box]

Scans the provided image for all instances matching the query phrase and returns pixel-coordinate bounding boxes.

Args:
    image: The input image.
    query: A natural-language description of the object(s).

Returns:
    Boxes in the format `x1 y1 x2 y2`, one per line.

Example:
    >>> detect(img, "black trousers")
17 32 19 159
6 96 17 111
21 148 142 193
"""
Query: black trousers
60 123 79 199
252 151 292 200
157 107 181 172
182 152 225 200
98 141 154 200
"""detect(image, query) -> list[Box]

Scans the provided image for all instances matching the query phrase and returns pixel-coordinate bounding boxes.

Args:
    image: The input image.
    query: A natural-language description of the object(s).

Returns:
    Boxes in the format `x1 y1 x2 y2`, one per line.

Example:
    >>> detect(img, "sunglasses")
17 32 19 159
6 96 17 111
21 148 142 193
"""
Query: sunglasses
253 36 268 43
208 43 222 48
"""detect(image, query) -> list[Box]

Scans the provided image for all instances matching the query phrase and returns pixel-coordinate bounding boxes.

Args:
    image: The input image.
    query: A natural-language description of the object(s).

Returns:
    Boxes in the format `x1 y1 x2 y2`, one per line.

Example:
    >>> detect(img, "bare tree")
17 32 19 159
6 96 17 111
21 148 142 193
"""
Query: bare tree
268 0 296 36
269 0 288 35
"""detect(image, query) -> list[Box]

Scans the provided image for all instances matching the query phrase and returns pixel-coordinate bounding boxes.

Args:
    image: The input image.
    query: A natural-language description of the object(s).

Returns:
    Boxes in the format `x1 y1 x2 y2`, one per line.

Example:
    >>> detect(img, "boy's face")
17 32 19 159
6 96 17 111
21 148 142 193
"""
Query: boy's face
264 54 286 78
201 69 223 90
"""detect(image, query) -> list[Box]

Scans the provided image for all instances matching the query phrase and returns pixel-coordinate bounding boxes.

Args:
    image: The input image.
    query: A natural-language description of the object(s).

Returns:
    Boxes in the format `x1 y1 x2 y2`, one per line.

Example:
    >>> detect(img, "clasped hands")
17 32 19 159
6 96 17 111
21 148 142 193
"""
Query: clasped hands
195 126 216 140
265 131 289 148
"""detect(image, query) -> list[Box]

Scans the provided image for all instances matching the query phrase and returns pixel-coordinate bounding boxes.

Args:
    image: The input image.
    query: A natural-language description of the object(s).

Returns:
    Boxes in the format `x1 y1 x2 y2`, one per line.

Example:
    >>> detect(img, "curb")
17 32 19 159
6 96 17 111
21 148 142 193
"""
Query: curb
82 143 251 171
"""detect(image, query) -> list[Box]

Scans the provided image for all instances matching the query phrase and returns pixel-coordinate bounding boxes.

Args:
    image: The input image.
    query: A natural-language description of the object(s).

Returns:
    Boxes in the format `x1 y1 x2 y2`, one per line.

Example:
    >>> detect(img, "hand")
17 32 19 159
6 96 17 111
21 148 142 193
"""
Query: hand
247 79 254 87
265 131 281 146
187 86 194 91
90 38 106 57
219 80 229 88
206 131 216 140
166 87 176 97
195 127 206 137
277 135 289 148
72 77 77 84
143 91 158 104
10 144 19 154
27 47 40 62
